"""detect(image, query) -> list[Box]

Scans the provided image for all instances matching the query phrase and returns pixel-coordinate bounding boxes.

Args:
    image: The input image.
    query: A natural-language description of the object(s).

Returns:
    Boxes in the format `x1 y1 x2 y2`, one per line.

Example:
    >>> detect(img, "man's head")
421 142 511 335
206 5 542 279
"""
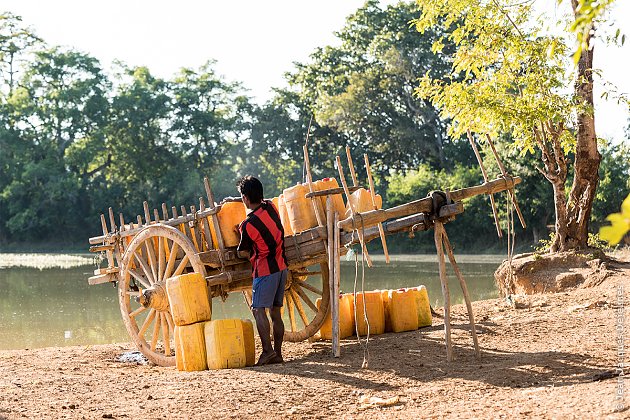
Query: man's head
237 176 264 210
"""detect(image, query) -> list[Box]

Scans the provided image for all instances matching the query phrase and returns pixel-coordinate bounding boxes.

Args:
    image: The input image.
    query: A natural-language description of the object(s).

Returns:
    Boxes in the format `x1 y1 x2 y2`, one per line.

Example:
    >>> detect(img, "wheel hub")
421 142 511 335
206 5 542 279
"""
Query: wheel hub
136 281 170 312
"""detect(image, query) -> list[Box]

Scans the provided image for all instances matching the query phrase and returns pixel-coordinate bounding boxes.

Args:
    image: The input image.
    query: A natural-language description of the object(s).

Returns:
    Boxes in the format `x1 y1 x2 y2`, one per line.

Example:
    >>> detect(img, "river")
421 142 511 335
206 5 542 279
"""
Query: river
0 254 505 350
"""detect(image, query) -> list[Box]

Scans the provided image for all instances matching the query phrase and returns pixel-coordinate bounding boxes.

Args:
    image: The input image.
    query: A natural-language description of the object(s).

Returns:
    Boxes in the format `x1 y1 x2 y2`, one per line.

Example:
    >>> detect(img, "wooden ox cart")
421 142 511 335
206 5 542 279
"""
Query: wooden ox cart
88 147 522 366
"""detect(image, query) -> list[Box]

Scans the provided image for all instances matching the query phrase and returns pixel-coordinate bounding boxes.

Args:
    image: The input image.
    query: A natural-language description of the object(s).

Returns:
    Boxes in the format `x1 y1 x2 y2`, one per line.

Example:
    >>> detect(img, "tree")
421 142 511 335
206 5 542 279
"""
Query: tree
284 0 453 180
413 0 611 251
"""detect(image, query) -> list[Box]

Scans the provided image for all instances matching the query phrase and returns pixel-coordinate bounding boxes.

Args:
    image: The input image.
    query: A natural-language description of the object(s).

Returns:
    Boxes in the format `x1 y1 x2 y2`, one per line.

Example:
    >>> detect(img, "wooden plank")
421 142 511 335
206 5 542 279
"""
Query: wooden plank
305 185 363 199
337 176 521 232
88 273 115 285
333 209 341 358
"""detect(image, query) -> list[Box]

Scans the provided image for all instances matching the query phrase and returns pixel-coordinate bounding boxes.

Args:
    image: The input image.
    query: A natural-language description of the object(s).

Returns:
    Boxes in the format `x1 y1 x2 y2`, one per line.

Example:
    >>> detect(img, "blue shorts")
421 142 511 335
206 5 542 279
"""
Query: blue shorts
251 269 287 309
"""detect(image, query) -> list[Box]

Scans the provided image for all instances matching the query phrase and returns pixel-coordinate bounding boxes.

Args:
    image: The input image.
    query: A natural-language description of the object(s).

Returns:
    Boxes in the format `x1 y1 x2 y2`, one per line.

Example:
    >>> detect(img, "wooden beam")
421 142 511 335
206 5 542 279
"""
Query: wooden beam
337 176 521 232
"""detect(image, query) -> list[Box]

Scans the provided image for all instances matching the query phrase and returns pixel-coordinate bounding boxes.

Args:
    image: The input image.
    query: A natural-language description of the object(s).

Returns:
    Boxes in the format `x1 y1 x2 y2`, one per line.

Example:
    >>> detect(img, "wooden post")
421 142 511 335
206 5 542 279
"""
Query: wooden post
345 146 359 186
303 144 327 228
434 221 453 362
484 133 527 229
333 208 341 358
467 130 502 238
364 154 390 264
327 196 340 357
204 177 226 268
162 203 169 221
153 208 160 223
143 202 151 225
199 197 214 251
108 208 116 233
336 155 372 267
441 229 480 358
100 214 115 269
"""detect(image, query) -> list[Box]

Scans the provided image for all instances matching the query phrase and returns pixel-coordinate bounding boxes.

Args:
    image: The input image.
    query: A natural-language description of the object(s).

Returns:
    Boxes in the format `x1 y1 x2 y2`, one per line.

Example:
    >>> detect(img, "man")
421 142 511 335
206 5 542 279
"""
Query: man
235 176 287 366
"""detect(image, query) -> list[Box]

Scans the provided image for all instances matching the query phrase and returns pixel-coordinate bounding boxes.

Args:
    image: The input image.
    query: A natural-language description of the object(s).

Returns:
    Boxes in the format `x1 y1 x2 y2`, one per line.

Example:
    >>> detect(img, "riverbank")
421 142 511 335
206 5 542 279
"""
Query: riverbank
1 257 627 419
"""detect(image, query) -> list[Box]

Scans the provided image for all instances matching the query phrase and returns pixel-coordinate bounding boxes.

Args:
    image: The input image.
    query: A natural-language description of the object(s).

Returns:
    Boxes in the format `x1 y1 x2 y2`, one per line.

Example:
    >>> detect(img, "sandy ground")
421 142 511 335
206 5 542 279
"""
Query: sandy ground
0 257 628 419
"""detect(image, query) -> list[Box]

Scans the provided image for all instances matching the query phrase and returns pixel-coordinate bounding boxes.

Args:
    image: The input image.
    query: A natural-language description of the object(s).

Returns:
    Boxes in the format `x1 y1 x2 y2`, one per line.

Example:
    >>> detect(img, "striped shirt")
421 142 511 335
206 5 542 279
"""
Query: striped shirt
237 200 288 278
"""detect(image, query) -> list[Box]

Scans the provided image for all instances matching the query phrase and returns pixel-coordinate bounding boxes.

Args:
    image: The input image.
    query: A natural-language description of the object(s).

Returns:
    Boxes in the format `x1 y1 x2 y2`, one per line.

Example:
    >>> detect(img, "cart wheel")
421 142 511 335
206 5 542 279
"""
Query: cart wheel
283 262 330 342
119 224 207 366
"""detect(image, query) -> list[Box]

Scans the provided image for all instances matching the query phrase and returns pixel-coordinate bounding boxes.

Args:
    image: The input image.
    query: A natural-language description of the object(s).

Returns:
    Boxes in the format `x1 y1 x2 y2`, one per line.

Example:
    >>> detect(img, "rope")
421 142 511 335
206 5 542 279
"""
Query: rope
351 212 370 368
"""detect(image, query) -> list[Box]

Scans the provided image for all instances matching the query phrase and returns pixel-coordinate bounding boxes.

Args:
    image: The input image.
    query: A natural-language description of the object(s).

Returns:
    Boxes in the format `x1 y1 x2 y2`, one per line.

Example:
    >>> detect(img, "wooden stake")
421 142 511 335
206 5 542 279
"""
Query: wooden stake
162 203 169 221
119 213 125 231
336 156 372 267
153 208 160 223
434 221 453 362
484 134 527 229
100 214 115 268
345 146 358 186
143 201 151 226
108 208 116 233
441 229 480 358
136 215 143 227
333 208 341 358
364 154 390 264
467 130 502 238
303 144 326 228
327 196 340 357
204 177 216 207
199 197 214 251
172 206 178 218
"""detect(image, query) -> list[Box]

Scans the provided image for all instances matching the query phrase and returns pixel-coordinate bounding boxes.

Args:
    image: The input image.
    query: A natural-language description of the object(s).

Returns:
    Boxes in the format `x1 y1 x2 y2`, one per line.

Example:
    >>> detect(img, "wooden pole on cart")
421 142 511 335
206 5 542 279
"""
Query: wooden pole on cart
364 154 390 264
327 196 340 357
466 129 502 238
484 134 527 229
433 220 453 361
303 144 327 229
345 146 359 187
333 209 341 357
441 227 480 358
336 155 372 267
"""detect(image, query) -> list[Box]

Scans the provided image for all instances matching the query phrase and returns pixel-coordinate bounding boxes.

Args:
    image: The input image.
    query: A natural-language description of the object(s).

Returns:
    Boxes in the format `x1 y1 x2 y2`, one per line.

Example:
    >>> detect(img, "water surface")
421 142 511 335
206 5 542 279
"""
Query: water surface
0 254 504 350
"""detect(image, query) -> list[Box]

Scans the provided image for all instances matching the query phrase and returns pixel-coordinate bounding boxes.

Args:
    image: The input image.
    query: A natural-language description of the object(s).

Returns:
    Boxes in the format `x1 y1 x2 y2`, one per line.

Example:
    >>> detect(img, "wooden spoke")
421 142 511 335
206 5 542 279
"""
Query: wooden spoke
286 293 297 332
132 250 155 285
173 255 190 277
296 281 322 296
144 239 158 283
151 313 161 352
165 312 175 336
290 289 309 327
119 224 207 366
161 313 171 356
294 284 318 313
129 306 147 318
163 242 179 280
128 268 151 289
139 309 156 337
157 236 165 282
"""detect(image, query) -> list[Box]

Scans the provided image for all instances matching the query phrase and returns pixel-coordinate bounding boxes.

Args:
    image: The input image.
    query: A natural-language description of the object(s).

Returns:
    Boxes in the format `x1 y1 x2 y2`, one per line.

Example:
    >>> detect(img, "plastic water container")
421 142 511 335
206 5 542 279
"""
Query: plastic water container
283 183 318 234
389 289 419 332
346 188 382 217
380 290 393 332
174 322 207 371
210 201 247 248
317 294 355 339
314 177 346 221
240 319 256 367
166 273 212 326
205 319 248 370
408 286 433 327
271 197 279 212
354 291 385 336
277 195 294 236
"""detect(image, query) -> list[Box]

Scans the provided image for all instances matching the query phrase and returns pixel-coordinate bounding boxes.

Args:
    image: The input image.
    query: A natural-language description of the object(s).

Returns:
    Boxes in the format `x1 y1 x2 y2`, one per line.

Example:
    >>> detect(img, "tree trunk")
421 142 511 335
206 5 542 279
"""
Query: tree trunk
562 0 601 250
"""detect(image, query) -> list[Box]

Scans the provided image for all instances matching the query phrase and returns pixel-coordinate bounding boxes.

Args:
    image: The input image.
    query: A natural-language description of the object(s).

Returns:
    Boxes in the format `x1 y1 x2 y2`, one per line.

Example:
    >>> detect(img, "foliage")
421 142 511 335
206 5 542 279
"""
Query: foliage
599 194 630 245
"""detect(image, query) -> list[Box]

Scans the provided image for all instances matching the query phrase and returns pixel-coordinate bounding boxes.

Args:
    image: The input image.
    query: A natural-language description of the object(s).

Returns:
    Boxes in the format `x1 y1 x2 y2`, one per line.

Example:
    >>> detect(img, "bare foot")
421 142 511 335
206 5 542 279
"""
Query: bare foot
268 355 284 364
255 351 276 367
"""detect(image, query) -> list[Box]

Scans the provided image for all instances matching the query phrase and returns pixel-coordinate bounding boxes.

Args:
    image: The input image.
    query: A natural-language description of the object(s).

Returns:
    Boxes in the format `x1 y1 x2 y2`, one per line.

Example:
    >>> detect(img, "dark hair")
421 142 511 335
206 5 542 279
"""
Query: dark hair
237 176 263 203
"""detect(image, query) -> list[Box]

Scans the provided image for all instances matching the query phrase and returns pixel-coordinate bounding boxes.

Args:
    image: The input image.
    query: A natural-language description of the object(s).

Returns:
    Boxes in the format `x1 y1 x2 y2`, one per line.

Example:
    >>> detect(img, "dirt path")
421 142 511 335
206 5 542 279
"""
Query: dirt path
0 261 628 419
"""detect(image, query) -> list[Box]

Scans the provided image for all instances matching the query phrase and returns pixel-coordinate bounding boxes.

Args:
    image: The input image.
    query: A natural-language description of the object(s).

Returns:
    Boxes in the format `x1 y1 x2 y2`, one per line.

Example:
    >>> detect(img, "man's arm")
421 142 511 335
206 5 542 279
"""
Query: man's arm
236 222 253 260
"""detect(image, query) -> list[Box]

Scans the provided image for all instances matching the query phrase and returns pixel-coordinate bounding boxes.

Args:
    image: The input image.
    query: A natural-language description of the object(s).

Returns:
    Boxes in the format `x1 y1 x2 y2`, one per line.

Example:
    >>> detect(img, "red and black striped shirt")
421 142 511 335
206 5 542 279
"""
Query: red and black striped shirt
237 200 288 278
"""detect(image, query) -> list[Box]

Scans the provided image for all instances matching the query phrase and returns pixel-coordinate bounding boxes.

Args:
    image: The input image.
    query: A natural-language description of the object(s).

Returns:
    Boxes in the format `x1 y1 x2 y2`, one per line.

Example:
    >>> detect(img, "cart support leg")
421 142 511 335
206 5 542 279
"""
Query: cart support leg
327 196 341 357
